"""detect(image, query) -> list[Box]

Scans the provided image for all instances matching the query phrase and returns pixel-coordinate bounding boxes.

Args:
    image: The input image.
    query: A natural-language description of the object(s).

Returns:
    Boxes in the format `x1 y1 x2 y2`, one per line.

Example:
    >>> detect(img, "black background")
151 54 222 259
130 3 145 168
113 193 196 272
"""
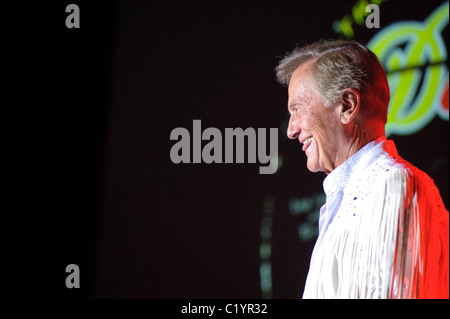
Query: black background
3 0 448 301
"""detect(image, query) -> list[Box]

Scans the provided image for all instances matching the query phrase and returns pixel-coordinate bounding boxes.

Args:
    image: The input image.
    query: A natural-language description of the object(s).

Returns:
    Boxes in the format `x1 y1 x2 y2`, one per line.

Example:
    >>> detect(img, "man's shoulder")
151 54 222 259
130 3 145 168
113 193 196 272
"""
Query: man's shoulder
357 153 432 187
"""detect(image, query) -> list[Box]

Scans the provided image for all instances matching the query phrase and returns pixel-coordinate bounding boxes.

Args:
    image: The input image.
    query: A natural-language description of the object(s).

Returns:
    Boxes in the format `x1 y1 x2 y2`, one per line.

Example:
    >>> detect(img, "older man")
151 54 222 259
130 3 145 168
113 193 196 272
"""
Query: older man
276 40 449 299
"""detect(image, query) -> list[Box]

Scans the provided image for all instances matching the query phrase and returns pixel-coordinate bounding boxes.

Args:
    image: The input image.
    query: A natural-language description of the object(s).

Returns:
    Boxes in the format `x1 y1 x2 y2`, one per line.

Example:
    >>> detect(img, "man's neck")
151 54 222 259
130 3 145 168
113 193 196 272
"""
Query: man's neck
332 122 386 173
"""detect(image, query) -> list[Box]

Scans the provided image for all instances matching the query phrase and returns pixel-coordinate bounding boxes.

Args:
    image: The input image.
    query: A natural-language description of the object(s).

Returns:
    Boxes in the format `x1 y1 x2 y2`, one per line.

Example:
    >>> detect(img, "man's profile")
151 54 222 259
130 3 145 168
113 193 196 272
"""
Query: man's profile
276 40 449 299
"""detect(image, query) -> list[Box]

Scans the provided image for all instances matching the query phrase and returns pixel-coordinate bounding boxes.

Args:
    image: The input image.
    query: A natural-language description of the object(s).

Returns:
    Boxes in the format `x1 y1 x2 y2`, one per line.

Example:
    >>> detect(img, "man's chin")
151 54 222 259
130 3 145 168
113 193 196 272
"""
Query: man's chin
307 160 328 174
306 161 319 173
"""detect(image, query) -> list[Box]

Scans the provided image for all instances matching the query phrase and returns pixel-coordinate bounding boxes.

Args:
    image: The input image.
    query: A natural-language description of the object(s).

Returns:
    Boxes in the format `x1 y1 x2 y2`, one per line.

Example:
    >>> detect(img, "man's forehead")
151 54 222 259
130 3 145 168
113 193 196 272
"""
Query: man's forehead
288 65 315 107
289 59 316 85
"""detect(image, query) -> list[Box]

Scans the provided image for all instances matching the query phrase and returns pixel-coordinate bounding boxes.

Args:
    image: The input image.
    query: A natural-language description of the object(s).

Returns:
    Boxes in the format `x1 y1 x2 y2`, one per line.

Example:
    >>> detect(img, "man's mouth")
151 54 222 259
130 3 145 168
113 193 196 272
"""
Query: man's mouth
302 136 313 152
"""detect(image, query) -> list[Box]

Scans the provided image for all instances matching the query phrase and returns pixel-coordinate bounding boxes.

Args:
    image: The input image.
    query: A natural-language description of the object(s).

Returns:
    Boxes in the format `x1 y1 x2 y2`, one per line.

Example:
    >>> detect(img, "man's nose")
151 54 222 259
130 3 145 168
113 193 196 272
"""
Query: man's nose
287 116 300 139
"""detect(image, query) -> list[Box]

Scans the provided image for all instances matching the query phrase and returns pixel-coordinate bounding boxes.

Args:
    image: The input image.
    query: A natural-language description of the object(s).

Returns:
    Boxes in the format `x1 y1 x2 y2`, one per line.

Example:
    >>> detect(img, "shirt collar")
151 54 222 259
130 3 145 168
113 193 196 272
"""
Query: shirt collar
323 136 387 197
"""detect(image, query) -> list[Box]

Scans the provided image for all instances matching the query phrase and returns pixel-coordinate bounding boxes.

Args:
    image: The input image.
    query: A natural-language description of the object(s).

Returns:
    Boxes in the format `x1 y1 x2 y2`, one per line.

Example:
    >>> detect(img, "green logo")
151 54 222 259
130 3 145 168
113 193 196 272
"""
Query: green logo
367 2 449 136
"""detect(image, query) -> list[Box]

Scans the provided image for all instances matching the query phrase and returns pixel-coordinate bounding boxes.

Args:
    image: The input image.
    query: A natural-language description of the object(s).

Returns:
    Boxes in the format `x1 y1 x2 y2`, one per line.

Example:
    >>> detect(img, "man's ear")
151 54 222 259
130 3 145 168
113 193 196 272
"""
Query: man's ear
339 88 360 124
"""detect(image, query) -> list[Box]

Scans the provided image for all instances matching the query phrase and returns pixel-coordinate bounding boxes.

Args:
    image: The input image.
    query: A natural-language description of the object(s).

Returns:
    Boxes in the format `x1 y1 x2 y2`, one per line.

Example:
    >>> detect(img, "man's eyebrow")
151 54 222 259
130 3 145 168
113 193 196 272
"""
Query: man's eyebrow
288 100 300 111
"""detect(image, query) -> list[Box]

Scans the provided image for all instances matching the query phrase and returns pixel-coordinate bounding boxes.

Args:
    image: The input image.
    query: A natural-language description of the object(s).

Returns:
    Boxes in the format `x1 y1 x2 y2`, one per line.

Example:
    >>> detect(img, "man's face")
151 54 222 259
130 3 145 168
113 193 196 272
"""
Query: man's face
287 63 342 174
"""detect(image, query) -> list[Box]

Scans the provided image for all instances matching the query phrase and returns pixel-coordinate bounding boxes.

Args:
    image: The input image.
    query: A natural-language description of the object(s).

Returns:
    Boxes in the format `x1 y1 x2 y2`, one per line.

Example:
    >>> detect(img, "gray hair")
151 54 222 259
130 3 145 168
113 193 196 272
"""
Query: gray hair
275 40 390 123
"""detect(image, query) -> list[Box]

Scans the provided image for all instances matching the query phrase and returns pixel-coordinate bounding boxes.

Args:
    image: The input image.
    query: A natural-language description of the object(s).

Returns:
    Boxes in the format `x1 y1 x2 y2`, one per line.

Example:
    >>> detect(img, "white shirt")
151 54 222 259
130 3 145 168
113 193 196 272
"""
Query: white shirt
302 137 449 299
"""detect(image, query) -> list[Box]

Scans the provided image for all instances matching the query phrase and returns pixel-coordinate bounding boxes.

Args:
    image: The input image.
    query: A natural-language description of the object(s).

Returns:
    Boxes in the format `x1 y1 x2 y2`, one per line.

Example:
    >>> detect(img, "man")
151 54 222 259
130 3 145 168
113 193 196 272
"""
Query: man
276 40 449 299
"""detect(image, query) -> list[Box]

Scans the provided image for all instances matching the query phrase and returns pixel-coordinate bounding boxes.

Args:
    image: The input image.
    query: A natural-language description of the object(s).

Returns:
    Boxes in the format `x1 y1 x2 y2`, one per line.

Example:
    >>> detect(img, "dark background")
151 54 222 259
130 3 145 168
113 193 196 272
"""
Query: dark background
4 0 448 299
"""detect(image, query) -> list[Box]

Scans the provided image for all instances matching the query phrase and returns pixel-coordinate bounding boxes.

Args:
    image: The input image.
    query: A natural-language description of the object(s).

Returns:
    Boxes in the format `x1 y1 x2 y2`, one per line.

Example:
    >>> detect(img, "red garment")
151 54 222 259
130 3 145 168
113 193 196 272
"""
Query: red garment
390 157 449 299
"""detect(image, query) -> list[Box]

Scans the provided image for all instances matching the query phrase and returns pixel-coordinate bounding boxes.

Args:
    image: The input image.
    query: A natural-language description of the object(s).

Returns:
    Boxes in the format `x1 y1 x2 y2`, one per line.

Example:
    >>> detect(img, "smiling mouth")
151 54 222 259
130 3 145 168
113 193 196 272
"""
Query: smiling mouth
302 136 313 152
